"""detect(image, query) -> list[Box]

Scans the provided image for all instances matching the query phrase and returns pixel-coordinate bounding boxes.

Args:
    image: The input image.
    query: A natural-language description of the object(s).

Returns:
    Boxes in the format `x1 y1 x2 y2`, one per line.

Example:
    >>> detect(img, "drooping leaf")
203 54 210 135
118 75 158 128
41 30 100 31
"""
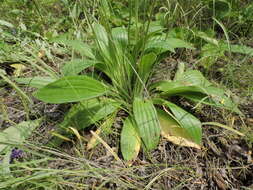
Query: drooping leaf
153 98 202 145
61 59 96 76
15 77 56 88
34 76 107 103
120 117 141 161
0 118 42 153
133 97 160 151
153 68 241 114
61 98 119 130
192 86 242 115
157 109 201 149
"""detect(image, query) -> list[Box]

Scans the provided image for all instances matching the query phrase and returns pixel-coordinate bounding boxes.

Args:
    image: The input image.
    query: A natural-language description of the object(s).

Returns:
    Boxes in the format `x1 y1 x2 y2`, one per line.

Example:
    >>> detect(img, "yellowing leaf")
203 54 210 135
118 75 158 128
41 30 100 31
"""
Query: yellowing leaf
90 131 123 164
10 64 26 77
87 128 101 150
38 50 45 58
50 132 72 142
87 114 115 150
157 108 201 149
69 127 82 142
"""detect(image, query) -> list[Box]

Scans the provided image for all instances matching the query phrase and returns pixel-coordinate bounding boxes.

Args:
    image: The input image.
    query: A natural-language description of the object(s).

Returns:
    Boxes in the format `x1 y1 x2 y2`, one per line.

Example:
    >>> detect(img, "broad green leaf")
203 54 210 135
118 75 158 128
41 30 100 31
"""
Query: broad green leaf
112 27 128 49
15 77 56 88
180 92 242 115
93 23 109 46
153 98 202 145
0 119 42 153
49 98 120 146
154 81 208 96
34 76 107 103
138 53 157 83
174 70 212 87
61 98 119 129
157 109 201 149
133 98 160 150
166 38 194 49
200 42 253 68
153 69 241 114
120 117 141 161
61 59 96 76
93 23 111 61
145 40 175 54
145 37 194 54
195 31 219 46
188 87 242 114
51 37 95 59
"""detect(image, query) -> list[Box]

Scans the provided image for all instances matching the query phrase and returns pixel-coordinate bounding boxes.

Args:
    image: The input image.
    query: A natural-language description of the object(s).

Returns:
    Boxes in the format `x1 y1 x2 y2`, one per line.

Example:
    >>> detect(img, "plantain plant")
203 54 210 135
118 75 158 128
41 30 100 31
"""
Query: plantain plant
27 20 242 161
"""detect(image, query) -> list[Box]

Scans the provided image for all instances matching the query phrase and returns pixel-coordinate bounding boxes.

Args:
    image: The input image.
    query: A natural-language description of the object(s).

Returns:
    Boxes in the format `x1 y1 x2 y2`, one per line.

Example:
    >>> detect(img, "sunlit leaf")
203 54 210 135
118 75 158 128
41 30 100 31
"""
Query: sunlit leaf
34 76 107 103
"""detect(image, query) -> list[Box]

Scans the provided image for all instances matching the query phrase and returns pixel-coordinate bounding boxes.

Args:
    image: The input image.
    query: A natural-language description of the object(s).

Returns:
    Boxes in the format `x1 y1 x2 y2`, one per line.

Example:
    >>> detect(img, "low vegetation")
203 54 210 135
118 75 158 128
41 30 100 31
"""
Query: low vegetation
0 0 252 189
